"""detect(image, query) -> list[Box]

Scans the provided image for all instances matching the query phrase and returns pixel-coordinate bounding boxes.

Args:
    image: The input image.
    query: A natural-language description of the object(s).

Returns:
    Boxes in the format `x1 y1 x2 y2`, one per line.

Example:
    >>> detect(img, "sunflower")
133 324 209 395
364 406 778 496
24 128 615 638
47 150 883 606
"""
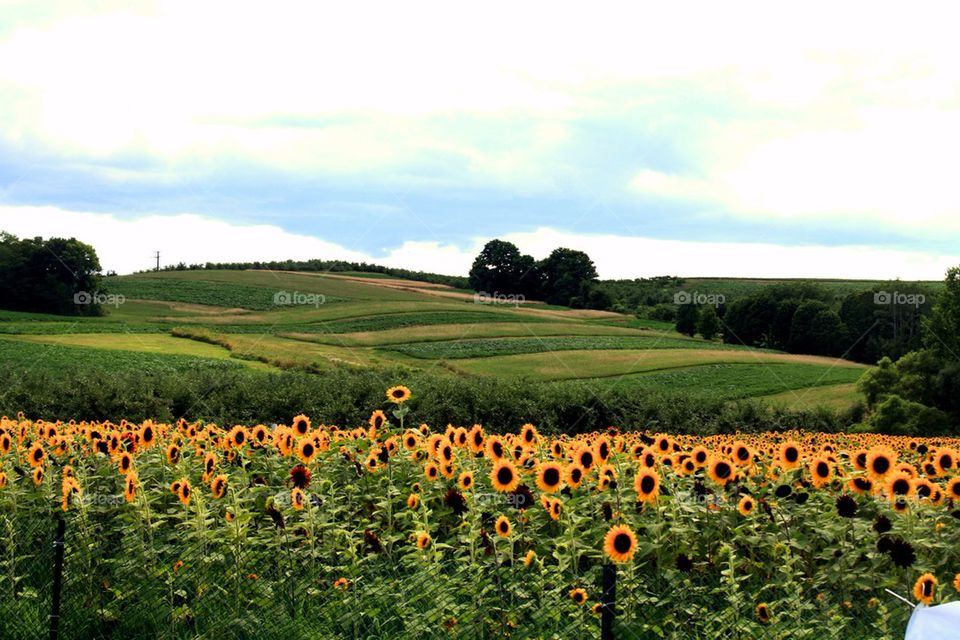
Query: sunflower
402 432 420 451
32 466 44 486
594 436 612 463
691 445 709 468
848 476 874 495
523 550 536 567
548 498 562 521
0 433 10 455
913 573 937 605
369 410 387 437
603 524 638 564
166 443 181 465
486 435 506 461
416 532 431 549
173 560 184 572
210 474 228 499
634 468 660 503
569 588 588 605
520 423 538 446
866 447 896 480
0 472 7 489
289 464 312 489
777 441 801 469
489 515 510 538
386 385 412 404
203 452 218 479
139 423 156 448
117 451 133 475
490 460 520 493
536 462 564 493
468 425 485 453
809 457 832 488
291 487 306 511
177 479 191 506
954 573 960 593
737 495 755 516
458 471 474 491
566 464 585 489
946 477 960 501
575 446 596 471
291 414 311 437
424 461 440 482
884 471 914 499
407 493 420 509
732 441 752 466
228 425 247 449
333 577 350 590
251 424 269 446
124 472 137 503
707 458 734 487
28 442 45 468
293 437 317 464
755 603 771 624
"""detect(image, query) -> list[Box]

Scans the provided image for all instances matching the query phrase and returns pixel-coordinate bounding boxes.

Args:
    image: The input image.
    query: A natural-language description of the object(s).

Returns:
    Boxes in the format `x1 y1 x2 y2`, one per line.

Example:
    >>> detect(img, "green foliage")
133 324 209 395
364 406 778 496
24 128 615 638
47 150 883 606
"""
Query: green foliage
864 394 950 435
0 232 103 316
696 306 721 340
925 266 960 360
537 247 598 307
468 239 541 298
675 302 698 337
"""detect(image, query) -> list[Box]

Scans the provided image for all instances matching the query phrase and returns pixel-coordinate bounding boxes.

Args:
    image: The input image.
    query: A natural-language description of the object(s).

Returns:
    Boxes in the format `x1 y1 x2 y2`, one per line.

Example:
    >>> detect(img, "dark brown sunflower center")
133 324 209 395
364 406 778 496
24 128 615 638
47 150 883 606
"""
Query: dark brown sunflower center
715 462 731 478
640 475 655 494
580 451 594 468
497 467 514 485
872 457 890 474
543 468 560 486
613 533 632 554
892 479 910 495
785 447 798 463
816 462 829 478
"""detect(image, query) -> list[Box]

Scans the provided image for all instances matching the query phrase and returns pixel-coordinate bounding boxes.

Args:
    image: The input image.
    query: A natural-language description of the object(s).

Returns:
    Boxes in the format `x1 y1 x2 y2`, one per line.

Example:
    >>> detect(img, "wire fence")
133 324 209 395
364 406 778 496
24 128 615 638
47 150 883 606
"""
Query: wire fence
1 514 915 640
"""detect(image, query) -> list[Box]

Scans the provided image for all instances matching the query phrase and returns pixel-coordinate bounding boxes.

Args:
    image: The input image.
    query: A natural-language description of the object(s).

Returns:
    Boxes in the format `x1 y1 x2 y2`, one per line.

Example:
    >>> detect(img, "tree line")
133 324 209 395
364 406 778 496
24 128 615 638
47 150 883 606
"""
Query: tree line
674 281 933 364
142 259 470 289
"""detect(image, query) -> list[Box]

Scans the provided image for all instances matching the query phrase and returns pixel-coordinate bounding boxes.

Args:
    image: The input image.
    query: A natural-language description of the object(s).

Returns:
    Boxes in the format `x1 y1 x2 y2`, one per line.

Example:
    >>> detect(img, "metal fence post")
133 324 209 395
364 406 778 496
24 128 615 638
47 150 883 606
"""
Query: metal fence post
49 517 66 640
601 563 616 640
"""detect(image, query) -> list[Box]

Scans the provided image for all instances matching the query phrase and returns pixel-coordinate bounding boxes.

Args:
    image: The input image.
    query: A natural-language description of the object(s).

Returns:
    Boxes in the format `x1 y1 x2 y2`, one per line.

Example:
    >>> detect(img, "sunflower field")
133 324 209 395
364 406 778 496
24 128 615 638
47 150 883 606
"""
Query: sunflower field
1 387 958 639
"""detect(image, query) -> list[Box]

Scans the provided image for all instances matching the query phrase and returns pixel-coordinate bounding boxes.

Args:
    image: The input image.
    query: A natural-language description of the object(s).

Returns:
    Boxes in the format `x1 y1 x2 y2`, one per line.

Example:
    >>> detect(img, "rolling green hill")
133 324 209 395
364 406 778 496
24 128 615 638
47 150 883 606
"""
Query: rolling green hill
0 269 869 413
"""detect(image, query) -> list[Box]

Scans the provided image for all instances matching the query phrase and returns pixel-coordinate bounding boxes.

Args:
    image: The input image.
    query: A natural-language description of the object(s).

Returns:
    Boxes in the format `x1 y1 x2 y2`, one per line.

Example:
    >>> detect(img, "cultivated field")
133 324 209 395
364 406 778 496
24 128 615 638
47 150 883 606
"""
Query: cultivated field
0 270 869 413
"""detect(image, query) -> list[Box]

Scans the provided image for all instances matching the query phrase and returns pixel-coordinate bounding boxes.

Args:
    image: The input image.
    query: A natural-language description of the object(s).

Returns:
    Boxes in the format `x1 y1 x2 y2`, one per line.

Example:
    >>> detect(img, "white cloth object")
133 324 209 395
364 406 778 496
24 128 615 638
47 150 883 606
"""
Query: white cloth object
905 602 960 639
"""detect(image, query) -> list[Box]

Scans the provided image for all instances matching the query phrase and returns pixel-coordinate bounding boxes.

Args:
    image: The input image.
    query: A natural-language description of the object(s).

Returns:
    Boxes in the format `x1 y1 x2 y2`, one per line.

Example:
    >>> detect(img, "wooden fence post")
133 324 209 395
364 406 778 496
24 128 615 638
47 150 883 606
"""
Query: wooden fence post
601 563 616 640
49 517 66 640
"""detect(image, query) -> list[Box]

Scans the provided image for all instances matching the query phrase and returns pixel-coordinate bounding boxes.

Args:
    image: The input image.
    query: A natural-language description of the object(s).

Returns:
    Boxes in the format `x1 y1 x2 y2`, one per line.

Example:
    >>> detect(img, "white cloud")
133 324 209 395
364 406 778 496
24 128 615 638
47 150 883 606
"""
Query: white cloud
4 1 960 248
1 207 955 280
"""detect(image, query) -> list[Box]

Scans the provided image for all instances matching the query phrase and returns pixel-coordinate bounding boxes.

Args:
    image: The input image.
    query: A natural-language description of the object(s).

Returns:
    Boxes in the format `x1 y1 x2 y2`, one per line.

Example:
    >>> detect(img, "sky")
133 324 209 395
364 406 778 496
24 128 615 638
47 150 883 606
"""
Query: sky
1 1 959 279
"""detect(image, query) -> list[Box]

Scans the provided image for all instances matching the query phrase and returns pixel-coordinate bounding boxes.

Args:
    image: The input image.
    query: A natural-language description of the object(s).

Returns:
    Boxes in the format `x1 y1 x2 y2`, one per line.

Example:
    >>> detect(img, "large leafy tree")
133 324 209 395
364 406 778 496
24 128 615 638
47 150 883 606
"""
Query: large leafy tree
0 232 103 315
468 240 541 298
537 248 598 307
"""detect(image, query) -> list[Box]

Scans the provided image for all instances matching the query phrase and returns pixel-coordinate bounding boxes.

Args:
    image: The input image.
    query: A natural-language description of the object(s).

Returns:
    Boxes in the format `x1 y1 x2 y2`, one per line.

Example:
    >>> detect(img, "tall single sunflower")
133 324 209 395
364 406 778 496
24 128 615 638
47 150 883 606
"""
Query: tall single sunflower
386 386 411 404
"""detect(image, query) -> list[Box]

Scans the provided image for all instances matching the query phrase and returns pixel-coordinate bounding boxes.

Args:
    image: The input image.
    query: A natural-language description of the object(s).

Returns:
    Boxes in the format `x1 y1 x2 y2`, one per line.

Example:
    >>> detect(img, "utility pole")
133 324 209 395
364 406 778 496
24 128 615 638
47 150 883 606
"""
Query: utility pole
154 251 160 272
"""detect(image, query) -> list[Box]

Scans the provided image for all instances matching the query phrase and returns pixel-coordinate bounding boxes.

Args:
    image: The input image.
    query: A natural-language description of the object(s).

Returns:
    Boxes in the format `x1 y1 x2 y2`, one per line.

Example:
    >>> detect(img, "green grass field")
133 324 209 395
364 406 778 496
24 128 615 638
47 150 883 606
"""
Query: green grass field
0 269 871 413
